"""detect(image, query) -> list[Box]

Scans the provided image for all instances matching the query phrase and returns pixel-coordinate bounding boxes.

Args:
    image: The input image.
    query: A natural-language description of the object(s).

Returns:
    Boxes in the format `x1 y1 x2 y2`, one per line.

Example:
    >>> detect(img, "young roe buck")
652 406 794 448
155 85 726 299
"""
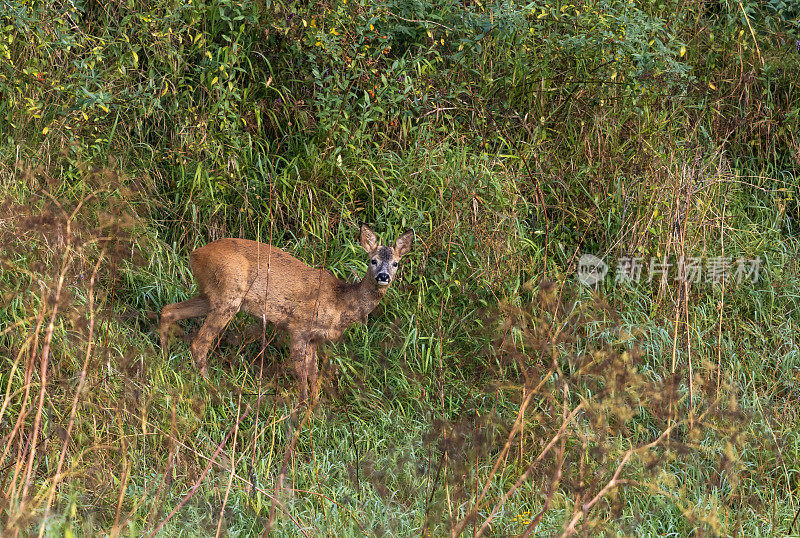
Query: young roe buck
159 225 414 403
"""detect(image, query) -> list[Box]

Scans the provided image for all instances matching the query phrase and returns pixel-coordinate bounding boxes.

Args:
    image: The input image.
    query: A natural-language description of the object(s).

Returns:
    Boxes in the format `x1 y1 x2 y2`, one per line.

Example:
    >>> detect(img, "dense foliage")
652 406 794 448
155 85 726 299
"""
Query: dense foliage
1 0 799 534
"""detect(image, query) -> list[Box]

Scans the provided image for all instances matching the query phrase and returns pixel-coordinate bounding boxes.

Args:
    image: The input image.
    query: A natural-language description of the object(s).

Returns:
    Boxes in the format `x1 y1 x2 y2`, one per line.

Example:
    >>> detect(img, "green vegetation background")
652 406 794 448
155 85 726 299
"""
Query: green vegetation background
1 0 799 535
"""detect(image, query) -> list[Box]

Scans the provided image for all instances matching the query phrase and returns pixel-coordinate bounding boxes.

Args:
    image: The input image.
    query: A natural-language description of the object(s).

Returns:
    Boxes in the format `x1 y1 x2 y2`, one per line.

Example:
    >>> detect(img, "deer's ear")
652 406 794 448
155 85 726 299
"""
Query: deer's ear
394 230 414 258
360 224 379 253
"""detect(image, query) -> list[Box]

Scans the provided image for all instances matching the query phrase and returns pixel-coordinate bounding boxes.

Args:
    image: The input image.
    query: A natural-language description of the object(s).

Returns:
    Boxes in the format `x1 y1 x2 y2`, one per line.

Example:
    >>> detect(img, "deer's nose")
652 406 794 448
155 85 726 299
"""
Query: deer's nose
376 272 390 284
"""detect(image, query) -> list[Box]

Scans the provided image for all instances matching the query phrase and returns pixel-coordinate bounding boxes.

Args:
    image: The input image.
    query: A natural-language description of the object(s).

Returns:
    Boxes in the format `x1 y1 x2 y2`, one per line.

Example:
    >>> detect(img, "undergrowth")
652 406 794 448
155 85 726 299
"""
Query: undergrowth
1 0 799 535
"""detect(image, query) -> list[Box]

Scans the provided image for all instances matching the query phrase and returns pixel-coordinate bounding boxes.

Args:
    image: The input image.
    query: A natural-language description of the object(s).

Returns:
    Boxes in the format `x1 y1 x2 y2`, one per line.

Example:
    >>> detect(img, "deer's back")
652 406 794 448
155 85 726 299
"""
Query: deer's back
189 238 345 332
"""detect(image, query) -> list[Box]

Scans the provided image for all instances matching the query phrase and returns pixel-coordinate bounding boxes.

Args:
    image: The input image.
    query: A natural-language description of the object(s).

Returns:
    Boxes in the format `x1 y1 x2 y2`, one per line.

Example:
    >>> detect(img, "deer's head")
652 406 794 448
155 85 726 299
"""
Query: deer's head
360 225 414 286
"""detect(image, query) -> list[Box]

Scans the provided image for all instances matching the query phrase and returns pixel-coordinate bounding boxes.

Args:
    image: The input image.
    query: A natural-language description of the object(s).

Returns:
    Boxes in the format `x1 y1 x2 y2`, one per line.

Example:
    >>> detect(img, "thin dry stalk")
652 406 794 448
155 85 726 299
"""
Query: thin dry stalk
18 249 73 515
3 285 48 510
560 424 677 536
519 387 570 538
267 403 314 535
215 386 245 537
38 246 105 536
145 406 178 526
449 369 554 537
472 403 586 538
149 398 262 537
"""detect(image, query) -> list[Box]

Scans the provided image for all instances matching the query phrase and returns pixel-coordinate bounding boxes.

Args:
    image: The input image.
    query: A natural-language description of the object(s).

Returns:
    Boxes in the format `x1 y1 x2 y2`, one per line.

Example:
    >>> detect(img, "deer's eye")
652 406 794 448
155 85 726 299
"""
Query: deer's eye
371 260 378 265
392 262 398 267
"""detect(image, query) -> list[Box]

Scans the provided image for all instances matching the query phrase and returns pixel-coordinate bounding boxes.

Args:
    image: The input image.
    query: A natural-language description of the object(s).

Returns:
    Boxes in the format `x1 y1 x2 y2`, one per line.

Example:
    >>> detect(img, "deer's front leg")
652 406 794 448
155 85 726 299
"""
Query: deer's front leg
306 343 319 403
290 337 315 404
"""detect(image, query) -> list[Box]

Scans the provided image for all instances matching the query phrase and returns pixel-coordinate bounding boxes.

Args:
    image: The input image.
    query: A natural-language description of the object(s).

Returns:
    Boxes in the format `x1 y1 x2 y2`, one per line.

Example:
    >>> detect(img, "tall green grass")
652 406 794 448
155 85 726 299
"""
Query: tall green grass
1 0 799 535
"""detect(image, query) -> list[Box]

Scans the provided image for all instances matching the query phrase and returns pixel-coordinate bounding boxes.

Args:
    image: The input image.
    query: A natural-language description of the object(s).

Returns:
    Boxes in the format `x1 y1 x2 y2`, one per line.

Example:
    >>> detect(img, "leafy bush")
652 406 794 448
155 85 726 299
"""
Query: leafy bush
1 0 800 534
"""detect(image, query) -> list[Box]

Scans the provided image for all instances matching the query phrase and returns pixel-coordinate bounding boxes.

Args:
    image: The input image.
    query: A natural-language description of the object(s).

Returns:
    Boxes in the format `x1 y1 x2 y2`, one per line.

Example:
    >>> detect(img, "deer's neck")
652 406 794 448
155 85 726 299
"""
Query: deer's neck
347 274 387 322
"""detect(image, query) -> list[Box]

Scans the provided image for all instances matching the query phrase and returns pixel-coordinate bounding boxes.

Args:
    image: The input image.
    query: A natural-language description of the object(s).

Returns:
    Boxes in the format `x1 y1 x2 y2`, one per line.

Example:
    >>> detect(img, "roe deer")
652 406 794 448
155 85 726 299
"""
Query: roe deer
159 225 414 403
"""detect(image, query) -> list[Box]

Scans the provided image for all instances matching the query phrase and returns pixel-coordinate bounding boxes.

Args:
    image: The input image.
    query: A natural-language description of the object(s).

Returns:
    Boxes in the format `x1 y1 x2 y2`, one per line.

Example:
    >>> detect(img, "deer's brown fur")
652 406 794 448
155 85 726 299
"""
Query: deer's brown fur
159 225 414 402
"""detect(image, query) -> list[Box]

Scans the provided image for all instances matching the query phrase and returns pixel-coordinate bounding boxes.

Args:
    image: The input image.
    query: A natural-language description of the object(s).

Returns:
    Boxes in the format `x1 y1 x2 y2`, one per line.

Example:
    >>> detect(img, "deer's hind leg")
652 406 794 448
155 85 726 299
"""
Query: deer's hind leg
160 297 210 353
189 296 244 377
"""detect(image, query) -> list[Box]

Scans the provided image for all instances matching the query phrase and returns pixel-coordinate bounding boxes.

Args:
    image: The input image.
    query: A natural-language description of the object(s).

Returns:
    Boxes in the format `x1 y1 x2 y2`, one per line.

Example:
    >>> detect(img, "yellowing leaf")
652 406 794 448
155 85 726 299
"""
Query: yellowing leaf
42 127 49 134
680 45 686 57
211 76 218 85
709 82 716 90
